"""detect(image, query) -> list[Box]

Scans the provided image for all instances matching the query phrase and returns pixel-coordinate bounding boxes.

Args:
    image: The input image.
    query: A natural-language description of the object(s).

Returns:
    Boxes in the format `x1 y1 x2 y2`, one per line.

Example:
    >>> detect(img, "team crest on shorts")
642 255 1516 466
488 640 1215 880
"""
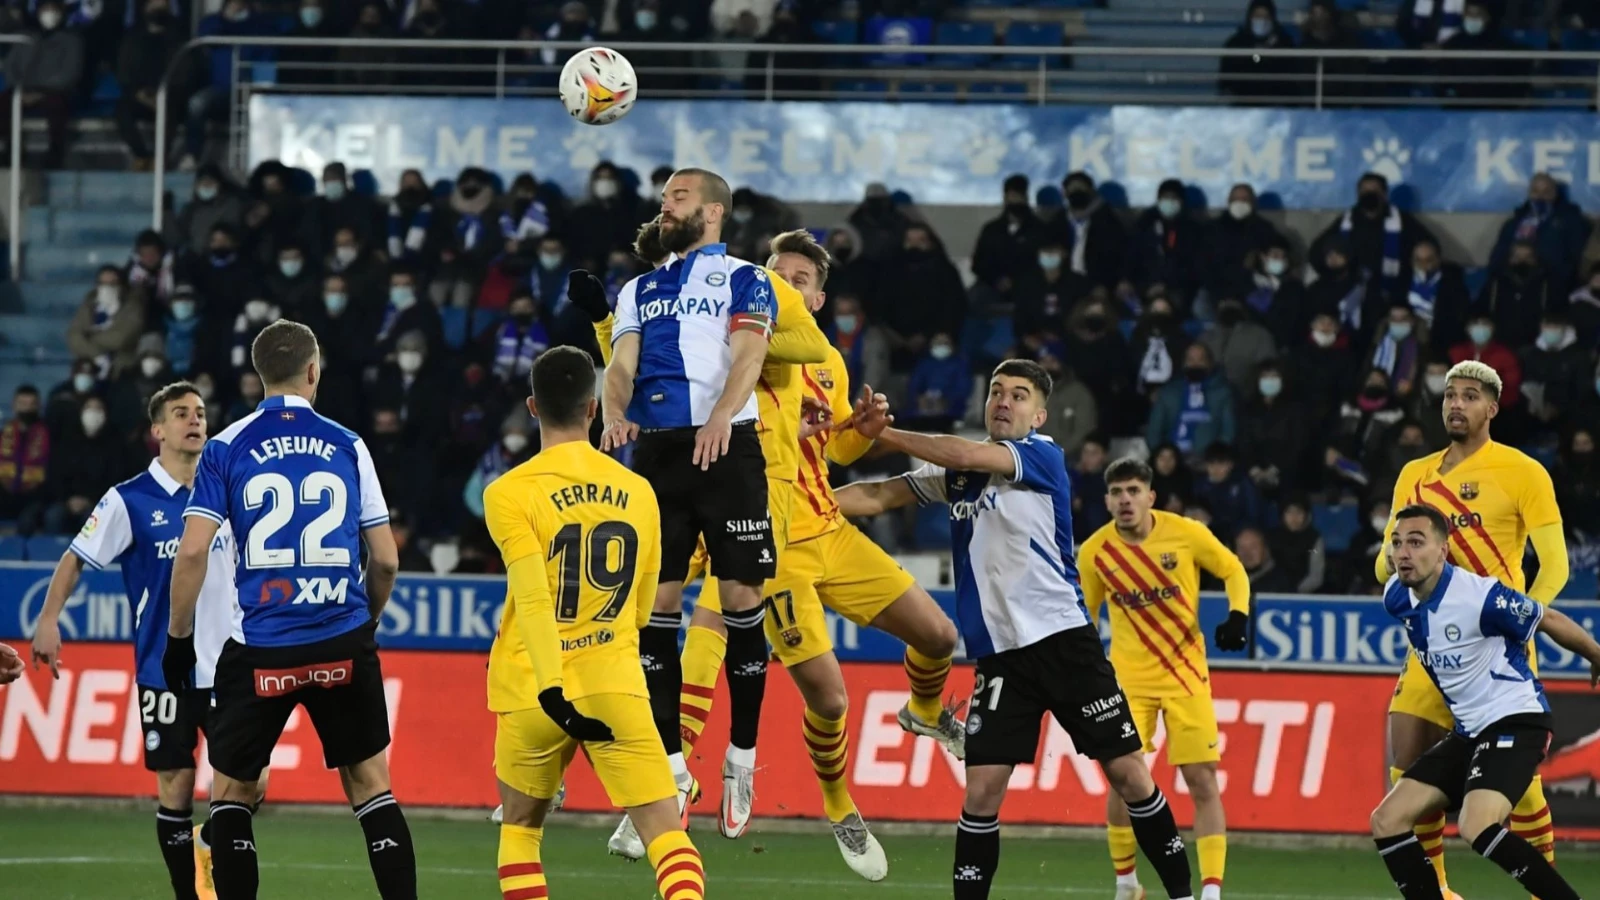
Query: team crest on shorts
1460 482 1479 500
815 368 834 390
1159 552 1178 571
780 626 803 648
145 731 161 752
966 714 982 735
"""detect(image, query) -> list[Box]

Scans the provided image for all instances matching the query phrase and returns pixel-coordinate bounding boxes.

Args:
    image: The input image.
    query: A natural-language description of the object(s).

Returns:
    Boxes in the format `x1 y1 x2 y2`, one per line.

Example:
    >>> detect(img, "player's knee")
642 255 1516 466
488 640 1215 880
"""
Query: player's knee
717 581 762 613
1181 764 1220 802
157 769 196 807
688 605 725 636
1457 793 1512 845
1103 753 1155 801
653 584 684 615
806 690 848 721
1370 798 1414 838
915 614 958 659
962 779 1006 817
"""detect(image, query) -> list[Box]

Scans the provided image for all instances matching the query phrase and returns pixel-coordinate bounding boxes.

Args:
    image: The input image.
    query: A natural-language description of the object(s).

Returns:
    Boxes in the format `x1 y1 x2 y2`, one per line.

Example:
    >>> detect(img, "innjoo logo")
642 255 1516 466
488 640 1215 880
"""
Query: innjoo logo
255 661 354 697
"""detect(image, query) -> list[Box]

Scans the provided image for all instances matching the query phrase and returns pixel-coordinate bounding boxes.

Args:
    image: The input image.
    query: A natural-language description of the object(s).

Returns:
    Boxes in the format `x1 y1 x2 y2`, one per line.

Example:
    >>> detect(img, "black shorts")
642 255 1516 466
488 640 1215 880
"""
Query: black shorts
1405 713 1553 810
964 625 1144 767
137 685 211 772
207 620 390 782
632 422 776 585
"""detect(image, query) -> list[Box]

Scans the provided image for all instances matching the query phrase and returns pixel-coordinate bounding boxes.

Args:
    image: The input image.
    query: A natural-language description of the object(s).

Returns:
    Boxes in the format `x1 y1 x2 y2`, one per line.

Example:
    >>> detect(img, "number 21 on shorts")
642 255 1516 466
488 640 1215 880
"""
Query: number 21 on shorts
971 673 1004 712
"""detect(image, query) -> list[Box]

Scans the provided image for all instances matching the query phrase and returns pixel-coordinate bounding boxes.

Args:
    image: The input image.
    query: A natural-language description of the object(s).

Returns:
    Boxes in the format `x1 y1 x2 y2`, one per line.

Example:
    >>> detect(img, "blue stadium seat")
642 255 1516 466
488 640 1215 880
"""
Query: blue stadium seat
966 82 1027 100
432 178 455 198
26 535 70 563
1312 503 1359 554
933 21 995 68
812 20 859 43
996 22 1064 70
1561 29 1600 51
899 82 960 101
439 306 470 351
351 170 381 197
286 167 317 195
1504 28 1549 50
1534 87 1593 108
834 80 891 95
0 535 25 561
1359 28 1405 50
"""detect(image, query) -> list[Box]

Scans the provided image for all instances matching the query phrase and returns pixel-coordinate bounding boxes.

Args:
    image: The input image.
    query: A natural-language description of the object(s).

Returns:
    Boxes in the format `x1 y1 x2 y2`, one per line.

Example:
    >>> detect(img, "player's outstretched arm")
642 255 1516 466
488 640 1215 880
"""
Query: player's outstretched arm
601 332 641 451
1190 520 1253 650
362 524 401 619
568 270 617 366
851 383 1016 477
31 551 85 679
836 477 920 518
1538 607 1600 686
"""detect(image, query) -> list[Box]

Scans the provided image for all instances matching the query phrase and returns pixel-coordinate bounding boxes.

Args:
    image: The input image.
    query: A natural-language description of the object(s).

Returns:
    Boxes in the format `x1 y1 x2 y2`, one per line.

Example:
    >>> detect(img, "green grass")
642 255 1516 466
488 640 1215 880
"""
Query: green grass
3 805 1599 898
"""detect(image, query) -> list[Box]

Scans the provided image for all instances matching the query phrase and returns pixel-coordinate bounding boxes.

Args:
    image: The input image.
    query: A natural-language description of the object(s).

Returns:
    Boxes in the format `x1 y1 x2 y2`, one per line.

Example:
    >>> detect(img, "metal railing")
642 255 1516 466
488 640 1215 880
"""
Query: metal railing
1 34 34 280
150 35 1600 227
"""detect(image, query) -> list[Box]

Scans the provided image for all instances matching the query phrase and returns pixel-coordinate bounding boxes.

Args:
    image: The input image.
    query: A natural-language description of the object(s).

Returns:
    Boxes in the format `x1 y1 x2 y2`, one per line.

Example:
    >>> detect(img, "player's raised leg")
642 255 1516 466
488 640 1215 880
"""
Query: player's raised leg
866 583 965 757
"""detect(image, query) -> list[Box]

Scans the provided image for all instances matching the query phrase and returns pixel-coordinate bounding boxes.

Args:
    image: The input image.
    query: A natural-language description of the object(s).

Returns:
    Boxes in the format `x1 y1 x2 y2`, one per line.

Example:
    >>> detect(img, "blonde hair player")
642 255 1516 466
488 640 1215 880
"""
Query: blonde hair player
1376 360 1569 898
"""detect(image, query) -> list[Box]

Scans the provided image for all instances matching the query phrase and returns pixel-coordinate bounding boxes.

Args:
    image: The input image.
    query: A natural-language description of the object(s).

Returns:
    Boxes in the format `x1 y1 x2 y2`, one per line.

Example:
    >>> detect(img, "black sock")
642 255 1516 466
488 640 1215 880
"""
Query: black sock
953 810 1000 900
1375 833 1444 900
201 798 259 850
1126 788 1194 899
642 612 684 755
208 802 258 900
156 806 198 900
354 791 417 900
1472 824 1580 900
722 605 768 750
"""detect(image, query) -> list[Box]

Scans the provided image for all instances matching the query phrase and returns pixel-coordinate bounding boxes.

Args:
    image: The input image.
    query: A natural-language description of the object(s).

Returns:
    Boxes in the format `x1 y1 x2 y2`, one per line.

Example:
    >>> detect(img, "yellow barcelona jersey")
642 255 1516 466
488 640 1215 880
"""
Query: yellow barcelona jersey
1384 441 1559 594
756 268 829 485
789 345 875 543
1080 512 1247 698
484 441 662 712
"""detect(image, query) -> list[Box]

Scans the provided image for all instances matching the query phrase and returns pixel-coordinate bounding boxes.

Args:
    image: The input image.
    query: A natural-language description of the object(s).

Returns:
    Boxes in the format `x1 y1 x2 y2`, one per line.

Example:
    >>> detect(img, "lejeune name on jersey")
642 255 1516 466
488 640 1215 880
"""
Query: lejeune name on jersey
1384 564 1549 737
903 433 1088 660
248 435 340 464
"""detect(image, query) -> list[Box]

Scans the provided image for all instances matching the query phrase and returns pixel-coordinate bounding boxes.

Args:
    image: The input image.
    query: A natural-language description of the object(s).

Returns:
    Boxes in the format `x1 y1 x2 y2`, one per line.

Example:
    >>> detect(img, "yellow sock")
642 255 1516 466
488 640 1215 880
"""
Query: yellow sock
1197 834 1226 895
1392 766 1449 888
647 831 705 900
1511 775 1556 867
803 706 858 822
497 823 547 899
678 625 726 750
903 646 952 726
1107 824 1138 881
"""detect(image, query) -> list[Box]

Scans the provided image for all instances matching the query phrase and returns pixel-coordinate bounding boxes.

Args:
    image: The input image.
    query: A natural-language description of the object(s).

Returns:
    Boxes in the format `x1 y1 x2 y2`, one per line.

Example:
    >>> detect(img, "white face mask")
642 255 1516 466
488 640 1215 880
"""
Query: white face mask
397 350 424 374
244 299 271 323
1371 515 1389 533
96 284 120 306
592 178 618 200
502 433 529 454
930 344 953 360
390 286 416 309
335 245 358 265
1311 329 1337 348
38 9 62 29
1425 373 1448 394
1264 257 1287 277
140 357 163 378
1228 200 1252 220
80 409 106 436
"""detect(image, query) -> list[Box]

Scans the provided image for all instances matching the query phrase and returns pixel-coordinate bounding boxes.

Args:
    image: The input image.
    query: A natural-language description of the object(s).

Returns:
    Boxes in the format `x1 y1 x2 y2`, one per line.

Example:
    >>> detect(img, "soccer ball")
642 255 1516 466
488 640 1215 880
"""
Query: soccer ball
559 47 637 126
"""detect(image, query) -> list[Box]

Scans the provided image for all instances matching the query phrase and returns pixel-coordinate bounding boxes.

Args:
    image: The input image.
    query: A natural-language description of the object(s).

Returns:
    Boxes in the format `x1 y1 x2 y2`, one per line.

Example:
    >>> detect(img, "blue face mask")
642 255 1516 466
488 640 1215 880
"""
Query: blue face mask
1038 252 1062 270
1157 198 1181 219
390 286 416 309
170 299 196 321
300 6 322 28
1250 16 1272 37
325 292 348 314
1469 324 1493 345
1389 322 1413 340
324 181 346 201
279 258 303 278
539 252 564 271
1461 16 1485 35
1258 375 1282 398
635 9 657 30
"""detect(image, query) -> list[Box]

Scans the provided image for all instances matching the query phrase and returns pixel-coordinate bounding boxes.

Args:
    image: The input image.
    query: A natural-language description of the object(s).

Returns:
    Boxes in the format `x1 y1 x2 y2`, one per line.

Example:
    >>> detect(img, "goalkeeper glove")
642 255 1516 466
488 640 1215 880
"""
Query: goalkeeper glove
567 270 612 323
1213 611 1251 652
162 633 196 693
539 687 615 742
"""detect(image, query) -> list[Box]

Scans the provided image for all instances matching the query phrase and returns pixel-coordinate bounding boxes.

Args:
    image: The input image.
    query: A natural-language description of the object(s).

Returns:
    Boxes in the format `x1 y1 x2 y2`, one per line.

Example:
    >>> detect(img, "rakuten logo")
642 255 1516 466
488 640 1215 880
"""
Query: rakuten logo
255 661 353 697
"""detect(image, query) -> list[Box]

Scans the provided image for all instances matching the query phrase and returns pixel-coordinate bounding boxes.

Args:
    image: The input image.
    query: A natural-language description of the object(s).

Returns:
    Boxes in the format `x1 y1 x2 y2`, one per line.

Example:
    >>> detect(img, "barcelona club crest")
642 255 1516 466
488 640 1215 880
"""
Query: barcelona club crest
1159 552 1179 571
816 368 835 390
781 626 804 648
1460 482 1479 500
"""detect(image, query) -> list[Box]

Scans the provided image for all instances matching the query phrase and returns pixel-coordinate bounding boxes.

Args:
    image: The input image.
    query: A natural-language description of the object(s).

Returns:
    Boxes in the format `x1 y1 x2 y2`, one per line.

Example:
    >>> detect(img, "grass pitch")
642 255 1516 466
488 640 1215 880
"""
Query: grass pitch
2 804 1598 898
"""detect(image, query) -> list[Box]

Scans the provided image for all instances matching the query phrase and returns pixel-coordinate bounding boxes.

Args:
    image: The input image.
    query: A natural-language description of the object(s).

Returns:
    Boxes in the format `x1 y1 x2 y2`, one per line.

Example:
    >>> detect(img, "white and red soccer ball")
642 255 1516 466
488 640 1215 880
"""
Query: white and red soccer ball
559 47 638 126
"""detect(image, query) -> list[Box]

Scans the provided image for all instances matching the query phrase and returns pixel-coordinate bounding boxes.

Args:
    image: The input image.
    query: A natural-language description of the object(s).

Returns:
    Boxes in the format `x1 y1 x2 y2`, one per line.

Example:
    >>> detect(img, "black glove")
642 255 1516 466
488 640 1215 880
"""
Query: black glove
539 687 615 742
162 633 196 693
567 269 612 323
1213 611 1251 652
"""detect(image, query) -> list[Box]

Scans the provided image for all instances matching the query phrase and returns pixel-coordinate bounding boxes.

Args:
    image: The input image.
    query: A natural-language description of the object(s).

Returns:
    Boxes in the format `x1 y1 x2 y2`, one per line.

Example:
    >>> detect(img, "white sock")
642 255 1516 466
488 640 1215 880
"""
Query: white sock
1202 884 1222 900
1116 871 1140 888
668 752 689 782
725 744 756 769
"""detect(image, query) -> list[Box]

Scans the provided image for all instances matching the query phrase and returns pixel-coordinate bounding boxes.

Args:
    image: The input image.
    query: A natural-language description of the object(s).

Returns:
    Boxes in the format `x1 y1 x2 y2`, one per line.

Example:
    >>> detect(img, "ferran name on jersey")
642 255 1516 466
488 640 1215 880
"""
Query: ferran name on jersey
549 482 631 513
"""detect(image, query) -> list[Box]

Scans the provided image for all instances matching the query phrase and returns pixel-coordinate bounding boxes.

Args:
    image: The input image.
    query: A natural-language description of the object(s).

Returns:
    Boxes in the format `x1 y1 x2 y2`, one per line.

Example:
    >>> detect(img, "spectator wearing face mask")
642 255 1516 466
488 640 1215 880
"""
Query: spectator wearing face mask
1406 357 1453 449
845 182 913 264
1199 296 1278 400
1241 237 1306 348
1126 179 1205 298
464 411 537 520
1519 312 1589 430
389 168 441 270
1326 368 1405 490
529 235 573 317
1220 0 1299 102
125 229 174 308
1035 348 1098 458
1334 497 1395 594
442 362 508 475
0 386 51 530
1065 296 1139 433
825 292 889 396
1238 360 1309 495
324 225 386 312
433 167 504 308
298 274 372 375
373 330 448 447
500 173 553 258
1439 1 1531 105
1012 234 1091 352
46 359 100 437
1373 418 1432 500
1306 237 1373 343
304 162 384 256
187 222 256 323
0 0 82 168
1478 238 1556 349
1399 237 1471 353
903 333 970 432
1048 171 1125 291
491 288 551 394
1556 427 1600 539
541 1 598 72
1299 0 1367 104
243 162 306 268
822 224 873 303
168 164 246 258
1366 301 1426 399
1449 313 1524 408
162 284 214 377
1269 494 1326 592
753 0 823 95
1149 443 1193 512
567 162 642 269
258 241 317 318
1399 0 1463 48
1193 442 1267 544
1310 173 1434 308
972 174 1044 304
229 295 282 376
882 224 966 369
1235 527 1297 592
68 266 146 378
105 333 174 434
375 266 444 363
723 186 801 262
114 0 184 171
365 406 426 522
1292 313 1360 434
184 0 276 168
1147 342 1236 461
1209 183 1283 293
280 0 338 86
1493 174 1589 298
41 396 131 535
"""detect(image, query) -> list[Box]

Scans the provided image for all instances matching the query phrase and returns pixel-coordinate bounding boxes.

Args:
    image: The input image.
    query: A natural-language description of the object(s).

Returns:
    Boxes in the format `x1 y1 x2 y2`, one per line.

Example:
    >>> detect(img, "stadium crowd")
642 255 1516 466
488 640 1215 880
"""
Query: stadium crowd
0 153 1597 598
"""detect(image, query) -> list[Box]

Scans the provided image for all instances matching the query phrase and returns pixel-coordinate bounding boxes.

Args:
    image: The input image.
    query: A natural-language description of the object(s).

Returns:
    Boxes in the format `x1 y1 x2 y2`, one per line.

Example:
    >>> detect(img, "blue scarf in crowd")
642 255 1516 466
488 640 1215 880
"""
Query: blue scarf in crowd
1174 381 1212 454
165 314 199 376
1412 0 1464 43
1407 269 1441 325
494 320 550 382
387 199 432 262
1341 205 1402 293
499 200 551 243
455 213 484 252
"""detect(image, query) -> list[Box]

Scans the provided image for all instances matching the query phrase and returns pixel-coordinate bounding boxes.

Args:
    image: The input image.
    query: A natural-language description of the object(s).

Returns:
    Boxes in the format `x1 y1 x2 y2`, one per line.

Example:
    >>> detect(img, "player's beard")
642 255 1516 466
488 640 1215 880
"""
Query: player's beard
659 207 707 255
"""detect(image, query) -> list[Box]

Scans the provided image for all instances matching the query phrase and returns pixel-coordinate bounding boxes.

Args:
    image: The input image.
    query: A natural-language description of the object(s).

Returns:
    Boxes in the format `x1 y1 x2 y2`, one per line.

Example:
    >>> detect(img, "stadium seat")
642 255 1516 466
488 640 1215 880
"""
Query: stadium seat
899 82 960 101
1504 28 1549 51
932 21 995 68
439 306 470 351
834 79 891 95
966 82 1027 100
1312 503 1359 554
351 170 381 197
1359 28 1405 51
812 20 859 43
865 16 933 67
286 167 317 195
26 535 69 563
1559 566 1598 601
996 22 1065 70
0 535 25 561
1561 29 1600 51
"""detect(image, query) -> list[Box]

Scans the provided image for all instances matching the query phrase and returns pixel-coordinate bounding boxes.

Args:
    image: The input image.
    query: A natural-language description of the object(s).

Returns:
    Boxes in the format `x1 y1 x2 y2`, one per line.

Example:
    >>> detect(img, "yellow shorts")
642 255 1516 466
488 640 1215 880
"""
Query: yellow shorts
694 478 792 616
494 692 676 810
763 523 918 667
1128 692 1220 766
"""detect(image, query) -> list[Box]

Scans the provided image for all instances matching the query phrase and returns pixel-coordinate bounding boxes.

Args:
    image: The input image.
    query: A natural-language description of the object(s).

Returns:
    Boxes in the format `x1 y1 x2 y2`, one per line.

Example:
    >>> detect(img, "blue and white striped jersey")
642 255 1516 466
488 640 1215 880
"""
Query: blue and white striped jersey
1383 564 1549 737
185 395 389 648
611 243 776 430
69 459 239 690
903 433 1087 658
